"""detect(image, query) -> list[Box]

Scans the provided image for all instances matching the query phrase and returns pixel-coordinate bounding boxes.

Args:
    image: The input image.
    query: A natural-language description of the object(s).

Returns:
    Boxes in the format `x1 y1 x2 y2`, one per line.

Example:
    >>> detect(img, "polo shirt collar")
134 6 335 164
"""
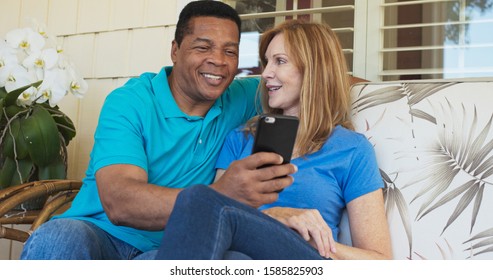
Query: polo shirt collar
152 66 223 121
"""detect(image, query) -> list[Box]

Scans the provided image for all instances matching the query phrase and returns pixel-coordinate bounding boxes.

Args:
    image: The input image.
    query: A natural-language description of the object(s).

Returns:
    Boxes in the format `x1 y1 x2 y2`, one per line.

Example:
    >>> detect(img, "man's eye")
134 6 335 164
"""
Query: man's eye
225 50 238 57
195 46 209 51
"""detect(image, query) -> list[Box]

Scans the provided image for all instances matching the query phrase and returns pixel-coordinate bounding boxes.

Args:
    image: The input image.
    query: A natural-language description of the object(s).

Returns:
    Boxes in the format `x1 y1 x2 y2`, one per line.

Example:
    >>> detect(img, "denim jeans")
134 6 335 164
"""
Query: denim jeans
20 214 247 260
20 218 154 260
155 185 326 260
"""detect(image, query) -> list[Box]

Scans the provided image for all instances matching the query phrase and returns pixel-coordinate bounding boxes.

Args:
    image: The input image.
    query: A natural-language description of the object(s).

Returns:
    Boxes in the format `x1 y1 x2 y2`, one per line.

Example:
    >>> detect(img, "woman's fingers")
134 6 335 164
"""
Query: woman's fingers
285 209 334 258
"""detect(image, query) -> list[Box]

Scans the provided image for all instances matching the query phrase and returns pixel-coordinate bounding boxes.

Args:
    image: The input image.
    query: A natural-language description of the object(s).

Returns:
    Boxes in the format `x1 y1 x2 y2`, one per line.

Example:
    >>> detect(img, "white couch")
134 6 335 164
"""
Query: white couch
2 78 492 260
344 78 493 260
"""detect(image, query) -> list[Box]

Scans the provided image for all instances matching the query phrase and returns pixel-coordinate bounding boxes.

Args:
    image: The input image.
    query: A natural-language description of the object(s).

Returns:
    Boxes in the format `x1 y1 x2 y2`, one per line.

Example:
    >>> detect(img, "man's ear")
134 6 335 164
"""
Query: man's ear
171 40 178 64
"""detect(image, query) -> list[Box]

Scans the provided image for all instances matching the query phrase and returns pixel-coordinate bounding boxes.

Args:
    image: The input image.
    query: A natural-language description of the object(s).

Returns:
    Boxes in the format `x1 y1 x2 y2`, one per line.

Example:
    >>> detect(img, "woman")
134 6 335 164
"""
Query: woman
155 20 392 260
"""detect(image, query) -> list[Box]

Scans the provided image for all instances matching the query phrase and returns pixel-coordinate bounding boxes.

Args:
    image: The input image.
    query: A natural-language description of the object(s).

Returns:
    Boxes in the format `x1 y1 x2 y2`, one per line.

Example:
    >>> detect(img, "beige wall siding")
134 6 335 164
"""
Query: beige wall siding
1 0 187 259
1 0 182 181
0 0 22 36
47 0 79 35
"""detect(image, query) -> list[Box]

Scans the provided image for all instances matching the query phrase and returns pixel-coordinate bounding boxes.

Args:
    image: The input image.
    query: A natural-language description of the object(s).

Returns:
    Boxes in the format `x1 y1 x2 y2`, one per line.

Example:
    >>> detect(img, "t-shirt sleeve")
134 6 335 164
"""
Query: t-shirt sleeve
215 128 249 170
91 88 149 173
343 136 384 203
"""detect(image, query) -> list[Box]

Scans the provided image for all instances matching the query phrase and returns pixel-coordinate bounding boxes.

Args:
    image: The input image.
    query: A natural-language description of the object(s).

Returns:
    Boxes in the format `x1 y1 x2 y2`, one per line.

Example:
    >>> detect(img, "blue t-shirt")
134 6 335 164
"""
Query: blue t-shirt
56 67 259 252
215 125 383 240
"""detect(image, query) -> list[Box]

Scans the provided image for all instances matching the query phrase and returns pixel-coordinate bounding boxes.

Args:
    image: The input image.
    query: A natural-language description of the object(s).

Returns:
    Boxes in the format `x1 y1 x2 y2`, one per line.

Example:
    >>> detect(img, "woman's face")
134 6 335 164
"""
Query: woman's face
261 34 302 117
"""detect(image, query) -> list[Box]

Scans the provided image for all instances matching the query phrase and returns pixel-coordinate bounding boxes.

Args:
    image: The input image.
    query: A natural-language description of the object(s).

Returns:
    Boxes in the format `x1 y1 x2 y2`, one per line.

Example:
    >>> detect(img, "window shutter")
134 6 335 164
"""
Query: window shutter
367 0 493 81
231 0 357 76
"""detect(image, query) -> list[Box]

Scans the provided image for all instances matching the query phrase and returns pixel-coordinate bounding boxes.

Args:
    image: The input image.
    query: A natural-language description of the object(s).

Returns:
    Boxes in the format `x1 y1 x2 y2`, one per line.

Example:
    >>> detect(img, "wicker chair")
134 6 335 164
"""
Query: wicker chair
0 180 82 243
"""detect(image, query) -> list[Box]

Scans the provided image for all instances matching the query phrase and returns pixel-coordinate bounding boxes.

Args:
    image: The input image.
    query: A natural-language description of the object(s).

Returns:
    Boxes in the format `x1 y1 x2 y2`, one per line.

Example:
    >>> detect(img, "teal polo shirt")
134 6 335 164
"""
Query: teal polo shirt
56 67 259 252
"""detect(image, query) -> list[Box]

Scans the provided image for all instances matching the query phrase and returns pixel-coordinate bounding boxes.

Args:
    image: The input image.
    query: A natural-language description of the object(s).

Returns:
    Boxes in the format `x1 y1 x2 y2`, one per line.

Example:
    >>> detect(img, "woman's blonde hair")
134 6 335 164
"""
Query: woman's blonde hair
250 19 353 157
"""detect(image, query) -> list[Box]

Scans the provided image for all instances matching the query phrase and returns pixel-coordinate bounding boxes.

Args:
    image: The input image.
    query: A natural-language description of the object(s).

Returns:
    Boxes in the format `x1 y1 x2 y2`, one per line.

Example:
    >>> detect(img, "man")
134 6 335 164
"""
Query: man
21 0 296 260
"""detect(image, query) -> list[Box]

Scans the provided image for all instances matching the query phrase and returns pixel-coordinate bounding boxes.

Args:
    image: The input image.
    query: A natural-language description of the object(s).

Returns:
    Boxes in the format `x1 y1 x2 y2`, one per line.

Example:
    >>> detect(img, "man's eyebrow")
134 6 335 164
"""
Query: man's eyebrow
192 37 239 48
192 37 213 44
224 41 240 48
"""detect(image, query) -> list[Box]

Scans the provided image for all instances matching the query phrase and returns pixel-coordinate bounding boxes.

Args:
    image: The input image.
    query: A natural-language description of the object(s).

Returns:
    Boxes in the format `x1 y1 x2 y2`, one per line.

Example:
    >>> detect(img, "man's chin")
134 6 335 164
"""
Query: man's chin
201 85 228 98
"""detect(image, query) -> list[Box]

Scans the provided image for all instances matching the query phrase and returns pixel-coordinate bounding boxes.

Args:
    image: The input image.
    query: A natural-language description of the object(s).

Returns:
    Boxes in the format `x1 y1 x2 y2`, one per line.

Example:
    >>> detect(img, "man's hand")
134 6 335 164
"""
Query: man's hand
210 152 297 208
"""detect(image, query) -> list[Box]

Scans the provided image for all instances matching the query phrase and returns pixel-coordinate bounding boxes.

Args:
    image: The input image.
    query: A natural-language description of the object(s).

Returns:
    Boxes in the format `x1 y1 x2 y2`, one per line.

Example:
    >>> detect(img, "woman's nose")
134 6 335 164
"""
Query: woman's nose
261 64 274 79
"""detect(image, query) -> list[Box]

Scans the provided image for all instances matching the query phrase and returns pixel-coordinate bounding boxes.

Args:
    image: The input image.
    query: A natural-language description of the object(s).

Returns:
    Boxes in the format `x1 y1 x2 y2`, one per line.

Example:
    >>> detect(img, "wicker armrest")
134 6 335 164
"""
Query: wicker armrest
0 180 82 242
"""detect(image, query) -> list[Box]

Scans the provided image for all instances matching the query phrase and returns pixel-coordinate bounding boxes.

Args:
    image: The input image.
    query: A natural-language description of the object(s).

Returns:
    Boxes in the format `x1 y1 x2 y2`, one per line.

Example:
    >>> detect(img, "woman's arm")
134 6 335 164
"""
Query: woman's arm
332 188 392 260
263 188 392 260
214 169 226 182
262 206 335 259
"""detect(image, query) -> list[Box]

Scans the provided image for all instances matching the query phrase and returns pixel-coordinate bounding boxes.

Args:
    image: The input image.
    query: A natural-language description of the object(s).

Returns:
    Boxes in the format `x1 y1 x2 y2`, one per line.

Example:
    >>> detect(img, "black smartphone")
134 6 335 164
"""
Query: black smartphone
252 114 299 165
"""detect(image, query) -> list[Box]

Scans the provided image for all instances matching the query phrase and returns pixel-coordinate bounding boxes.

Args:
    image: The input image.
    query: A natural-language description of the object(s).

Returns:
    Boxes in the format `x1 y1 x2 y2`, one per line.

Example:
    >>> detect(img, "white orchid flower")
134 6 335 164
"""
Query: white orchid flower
22 48 59 80
0 63 15 87
0 40 19 68
0 63 37 106
65 65 88 98
35 68 68 107
0 42 19 88
1 64 34 92
5 27 45 53
1 25 88 107
16 84 38 106
30 18 55 42
1 24 87 187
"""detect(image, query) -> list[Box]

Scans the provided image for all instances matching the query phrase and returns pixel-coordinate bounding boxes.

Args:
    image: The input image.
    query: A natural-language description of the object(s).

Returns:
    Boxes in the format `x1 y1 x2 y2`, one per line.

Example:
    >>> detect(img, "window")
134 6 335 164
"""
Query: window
225 0 356 77
375 0 493 81
228 0 493 81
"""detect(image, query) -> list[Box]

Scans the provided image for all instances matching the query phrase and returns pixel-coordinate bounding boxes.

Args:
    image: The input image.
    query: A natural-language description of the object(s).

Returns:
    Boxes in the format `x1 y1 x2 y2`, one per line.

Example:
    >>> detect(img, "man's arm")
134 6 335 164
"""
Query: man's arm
96 164 181 230
97 152 297 229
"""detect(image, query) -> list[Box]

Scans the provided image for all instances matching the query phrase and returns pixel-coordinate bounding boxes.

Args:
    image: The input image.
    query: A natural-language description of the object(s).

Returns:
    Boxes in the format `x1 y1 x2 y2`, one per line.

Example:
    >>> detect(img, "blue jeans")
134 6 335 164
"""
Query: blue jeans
20 218 157 259
155 185 326 260
20 215 248 260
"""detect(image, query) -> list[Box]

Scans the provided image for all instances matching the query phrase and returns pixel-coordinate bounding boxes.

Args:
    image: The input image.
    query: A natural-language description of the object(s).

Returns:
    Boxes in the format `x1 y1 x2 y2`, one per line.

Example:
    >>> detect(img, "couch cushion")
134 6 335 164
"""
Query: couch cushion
350 79 493 259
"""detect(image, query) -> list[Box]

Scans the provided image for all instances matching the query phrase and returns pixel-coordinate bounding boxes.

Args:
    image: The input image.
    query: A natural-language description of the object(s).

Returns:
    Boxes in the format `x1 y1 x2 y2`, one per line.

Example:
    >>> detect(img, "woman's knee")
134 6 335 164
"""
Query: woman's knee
178 184 218 204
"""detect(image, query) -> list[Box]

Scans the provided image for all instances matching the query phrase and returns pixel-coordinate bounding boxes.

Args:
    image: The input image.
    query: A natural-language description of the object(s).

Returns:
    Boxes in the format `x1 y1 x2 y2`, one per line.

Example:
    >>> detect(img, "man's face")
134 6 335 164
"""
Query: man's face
170 16 240 109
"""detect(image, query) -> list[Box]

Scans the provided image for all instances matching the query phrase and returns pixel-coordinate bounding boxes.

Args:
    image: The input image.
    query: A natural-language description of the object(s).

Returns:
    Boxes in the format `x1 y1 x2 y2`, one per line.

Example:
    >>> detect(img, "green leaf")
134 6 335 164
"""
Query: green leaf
37 158 66 180
9 158 34 185
0 157 16 189
5 104 26 118
20 106 61 166
0 98 4 124
0 86 7 99
1 118 30 159
44 106 76 143
3 81 42 107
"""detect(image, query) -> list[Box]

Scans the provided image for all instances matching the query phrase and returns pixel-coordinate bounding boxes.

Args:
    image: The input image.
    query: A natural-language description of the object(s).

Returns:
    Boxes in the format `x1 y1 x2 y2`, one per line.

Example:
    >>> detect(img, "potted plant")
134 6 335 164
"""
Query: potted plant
0 25 88 196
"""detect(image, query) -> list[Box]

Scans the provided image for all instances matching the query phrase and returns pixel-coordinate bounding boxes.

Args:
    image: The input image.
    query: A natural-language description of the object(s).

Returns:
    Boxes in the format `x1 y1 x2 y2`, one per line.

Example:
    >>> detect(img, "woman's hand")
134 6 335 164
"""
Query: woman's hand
263 207 336 258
